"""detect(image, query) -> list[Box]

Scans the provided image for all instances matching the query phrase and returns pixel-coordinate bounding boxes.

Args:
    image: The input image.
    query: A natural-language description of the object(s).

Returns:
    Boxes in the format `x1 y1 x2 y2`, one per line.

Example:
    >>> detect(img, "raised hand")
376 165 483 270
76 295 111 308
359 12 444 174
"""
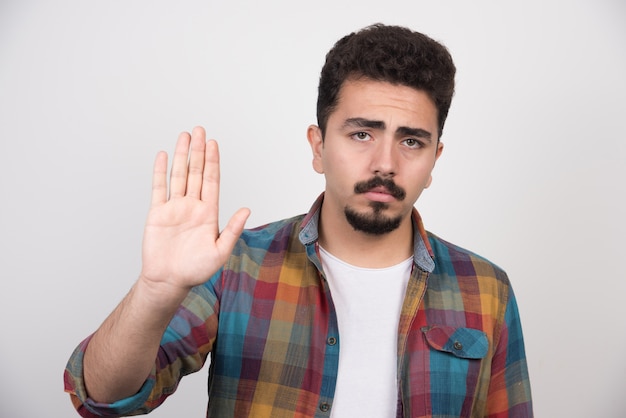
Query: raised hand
82 127 250 403
139 126 250 292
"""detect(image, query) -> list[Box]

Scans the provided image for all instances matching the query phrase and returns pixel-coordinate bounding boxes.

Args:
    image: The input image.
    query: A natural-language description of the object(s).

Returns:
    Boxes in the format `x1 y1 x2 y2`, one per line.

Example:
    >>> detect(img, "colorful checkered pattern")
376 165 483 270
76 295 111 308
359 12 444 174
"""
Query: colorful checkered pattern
64 194 532 417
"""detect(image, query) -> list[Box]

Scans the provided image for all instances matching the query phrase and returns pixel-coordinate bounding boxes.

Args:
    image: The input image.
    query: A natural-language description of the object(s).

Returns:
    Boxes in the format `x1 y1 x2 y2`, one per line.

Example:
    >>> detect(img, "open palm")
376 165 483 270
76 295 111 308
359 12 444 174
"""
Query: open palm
140 127 249 291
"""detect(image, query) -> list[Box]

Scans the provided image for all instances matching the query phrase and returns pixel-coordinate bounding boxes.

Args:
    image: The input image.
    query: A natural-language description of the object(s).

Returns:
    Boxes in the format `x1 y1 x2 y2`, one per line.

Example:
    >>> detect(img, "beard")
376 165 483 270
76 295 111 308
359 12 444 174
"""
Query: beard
345 203 403 235
344 176 406 235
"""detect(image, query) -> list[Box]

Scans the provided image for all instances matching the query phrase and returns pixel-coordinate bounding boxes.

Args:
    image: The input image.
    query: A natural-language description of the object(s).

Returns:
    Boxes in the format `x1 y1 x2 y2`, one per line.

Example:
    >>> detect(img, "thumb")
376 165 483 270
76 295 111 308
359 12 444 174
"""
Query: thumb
215 207 251 257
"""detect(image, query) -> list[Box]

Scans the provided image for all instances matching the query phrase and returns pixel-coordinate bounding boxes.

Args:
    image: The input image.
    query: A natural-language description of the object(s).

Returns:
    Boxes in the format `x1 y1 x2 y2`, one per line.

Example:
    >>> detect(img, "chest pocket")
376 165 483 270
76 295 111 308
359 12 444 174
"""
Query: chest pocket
421 325 488 359
417 325 490 416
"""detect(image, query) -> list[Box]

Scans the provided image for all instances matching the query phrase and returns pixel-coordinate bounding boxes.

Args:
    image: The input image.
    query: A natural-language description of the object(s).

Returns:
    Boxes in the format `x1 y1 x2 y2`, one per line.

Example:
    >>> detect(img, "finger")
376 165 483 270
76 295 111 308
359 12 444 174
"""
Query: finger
150 151 168 207
186 126 206 199
169 131 191 198
201 140 220 209
215 207 251 260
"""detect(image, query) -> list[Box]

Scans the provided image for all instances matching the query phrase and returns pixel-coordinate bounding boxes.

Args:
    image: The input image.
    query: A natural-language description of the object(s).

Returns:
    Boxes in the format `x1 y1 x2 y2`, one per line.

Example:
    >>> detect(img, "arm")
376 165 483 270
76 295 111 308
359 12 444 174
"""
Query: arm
81 127 250 403
486 288 533 417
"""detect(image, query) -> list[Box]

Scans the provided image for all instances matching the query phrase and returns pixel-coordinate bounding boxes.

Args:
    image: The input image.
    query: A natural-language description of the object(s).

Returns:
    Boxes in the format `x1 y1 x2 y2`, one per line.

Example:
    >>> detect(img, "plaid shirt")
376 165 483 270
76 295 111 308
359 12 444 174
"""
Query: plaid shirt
65 194 533 417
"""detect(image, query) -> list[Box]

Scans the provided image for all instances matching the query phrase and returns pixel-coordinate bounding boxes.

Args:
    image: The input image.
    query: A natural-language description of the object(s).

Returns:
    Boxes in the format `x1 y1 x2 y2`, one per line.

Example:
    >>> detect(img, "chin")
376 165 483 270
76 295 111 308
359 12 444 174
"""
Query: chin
344 206 402 235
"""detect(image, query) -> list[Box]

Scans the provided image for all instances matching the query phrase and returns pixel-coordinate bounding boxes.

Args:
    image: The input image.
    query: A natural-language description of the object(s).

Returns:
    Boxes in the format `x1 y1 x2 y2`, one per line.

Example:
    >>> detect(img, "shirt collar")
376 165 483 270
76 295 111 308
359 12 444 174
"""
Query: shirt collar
299 193 435 273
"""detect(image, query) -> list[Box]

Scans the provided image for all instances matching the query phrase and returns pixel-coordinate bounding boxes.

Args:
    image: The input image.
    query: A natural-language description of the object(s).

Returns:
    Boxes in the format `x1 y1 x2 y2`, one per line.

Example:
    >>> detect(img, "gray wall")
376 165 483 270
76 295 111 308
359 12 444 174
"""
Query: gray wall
1 1 624 416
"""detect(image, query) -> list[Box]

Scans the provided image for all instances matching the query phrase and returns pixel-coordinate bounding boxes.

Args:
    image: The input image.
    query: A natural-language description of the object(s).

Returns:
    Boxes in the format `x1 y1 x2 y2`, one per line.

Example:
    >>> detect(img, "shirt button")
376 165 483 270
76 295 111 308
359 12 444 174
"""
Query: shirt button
453 341 463 350
327 336 337 346
319 402 330 412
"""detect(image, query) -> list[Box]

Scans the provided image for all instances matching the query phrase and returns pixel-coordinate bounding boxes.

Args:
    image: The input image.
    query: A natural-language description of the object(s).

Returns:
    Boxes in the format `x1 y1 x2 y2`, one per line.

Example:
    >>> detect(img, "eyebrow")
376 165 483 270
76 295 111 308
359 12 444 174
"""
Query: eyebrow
343 117 432 142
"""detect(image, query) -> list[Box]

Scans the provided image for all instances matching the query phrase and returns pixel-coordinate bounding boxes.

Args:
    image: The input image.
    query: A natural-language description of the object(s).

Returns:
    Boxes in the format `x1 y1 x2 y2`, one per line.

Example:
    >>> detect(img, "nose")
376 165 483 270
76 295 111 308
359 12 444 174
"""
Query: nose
370 139 397 178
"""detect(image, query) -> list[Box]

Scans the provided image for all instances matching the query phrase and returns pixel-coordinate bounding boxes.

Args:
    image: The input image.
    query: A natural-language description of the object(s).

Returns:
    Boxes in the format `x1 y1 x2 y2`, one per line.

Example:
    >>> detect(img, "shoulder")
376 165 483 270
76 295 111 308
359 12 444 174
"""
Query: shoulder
228 214 307 263
426 231 510 287
239 214 305 245
424 232 517 340
217 214 310 290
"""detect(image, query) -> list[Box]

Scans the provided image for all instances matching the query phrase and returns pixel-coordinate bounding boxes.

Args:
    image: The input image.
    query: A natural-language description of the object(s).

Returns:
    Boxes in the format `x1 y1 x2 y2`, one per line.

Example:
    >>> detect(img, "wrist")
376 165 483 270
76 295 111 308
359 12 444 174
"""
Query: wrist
133 274 192 314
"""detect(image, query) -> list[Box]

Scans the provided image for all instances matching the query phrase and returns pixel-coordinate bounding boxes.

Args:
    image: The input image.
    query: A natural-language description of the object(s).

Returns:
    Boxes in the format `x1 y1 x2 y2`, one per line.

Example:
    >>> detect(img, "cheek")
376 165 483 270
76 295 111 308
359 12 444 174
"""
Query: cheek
323 153 350 176
405 167 434 194
324 157 358 191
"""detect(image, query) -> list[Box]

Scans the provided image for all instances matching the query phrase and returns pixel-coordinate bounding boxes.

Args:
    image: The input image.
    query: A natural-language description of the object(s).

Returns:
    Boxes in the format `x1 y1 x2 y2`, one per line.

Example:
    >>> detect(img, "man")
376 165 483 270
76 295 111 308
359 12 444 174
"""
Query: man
65 24 533 417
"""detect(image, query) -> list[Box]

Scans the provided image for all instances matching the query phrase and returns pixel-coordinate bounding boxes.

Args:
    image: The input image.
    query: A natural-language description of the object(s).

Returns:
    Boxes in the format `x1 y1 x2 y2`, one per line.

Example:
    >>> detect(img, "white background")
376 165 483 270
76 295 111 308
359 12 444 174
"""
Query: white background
1 1 625 417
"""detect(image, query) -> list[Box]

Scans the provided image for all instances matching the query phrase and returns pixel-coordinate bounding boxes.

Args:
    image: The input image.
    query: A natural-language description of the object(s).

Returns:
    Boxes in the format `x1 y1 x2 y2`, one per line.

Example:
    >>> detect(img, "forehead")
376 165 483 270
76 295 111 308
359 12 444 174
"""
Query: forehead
333 78 438 126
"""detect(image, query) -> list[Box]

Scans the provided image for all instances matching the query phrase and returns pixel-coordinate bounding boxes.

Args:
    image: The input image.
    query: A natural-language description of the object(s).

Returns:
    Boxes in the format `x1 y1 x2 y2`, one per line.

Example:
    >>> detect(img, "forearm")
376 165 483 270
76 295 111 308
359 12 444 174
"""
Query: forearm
83 277 190 403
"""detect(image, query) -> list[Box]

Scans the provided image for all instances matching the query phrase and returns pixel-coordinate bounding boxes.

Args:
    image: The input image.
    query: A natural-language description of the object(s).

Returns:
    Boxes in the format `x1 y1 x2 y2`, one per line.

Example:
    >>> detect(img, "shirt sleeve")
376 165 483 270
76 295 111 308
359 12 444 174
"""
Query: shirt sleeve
486 287 534 417
63 275 221 417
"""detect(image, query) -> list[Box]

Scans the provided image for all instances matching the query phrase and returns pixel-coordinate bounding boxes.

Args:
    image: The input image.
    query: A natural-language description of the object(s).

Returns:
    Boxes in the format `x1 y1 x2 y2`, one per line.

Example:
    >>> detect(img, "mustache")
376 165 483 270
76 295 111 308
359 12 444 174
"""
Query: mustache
354 177 406 201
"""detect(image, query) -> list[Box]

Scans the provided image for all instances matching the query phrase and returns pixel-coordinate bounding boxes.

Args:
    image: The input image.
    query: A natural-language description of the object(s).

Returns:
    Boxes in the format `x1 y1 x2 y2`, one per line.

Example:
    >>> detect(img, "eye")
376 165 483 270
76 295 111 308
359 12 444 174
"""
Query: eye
350 132 371 142
402 138 423 149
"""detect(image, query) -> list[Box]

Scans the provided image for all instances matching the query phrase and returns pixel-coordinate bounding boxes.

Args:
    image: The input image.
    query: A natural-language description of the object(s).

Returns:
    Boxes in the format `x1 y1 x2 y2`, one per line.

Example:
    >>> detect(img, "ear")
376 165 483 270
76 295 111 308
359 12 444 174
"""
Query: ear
307 125 325 174
424 141 444 189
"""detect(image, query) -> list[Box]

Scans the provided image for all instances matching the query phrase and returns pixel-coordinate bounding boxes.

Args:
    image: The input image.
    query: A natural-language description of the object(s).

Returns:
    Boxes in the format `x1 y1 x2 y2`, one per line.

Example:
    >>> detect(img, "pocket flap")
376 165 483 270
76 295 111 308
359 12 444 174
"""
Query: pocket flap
421 325 488 359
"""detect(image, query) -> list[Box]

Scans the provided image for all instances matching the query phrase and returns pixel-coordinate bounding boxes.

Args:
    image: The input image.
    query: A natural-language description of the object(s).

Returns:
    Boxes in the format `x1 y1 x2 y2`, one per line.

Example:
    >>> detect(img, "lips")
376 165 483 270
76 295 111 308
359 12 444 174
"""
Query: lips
369 186 389 193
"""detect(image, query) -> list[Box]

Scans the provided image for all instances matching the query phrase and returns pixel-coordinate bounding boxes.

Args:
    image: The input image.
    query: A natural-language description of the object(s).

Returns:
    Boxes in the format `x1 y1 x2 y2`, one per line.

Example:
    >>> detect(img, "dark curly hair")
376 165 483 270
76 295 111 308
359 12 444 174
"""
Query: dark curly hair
316 23 456 138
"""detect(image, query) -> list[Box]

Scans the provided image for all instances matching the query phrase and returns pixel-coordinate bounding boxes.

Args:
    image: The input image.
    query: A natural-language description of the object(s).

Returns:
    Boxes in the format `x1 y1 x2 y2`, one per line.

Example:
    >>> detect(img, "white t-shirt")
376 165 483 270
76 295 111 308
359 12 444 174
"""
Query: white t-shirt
319 247 413 418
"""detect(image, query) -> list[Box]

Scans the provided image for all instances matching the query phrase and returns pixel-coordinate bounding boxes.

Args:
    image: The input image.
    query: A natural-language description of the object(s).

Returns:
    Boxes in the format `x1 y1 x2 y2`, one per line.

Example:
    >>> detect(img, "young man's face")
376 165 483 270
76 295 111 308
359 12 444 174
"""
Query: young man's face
308 78 443 235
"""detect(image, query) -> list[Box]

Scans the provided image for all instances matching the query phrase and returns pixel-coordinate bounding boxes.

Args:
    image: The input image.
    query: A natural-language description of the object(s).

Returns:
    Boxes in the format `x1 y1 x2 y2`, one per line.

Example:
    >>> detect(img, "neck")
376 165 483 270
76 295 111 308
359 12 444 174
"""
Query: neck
317 203 414 268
